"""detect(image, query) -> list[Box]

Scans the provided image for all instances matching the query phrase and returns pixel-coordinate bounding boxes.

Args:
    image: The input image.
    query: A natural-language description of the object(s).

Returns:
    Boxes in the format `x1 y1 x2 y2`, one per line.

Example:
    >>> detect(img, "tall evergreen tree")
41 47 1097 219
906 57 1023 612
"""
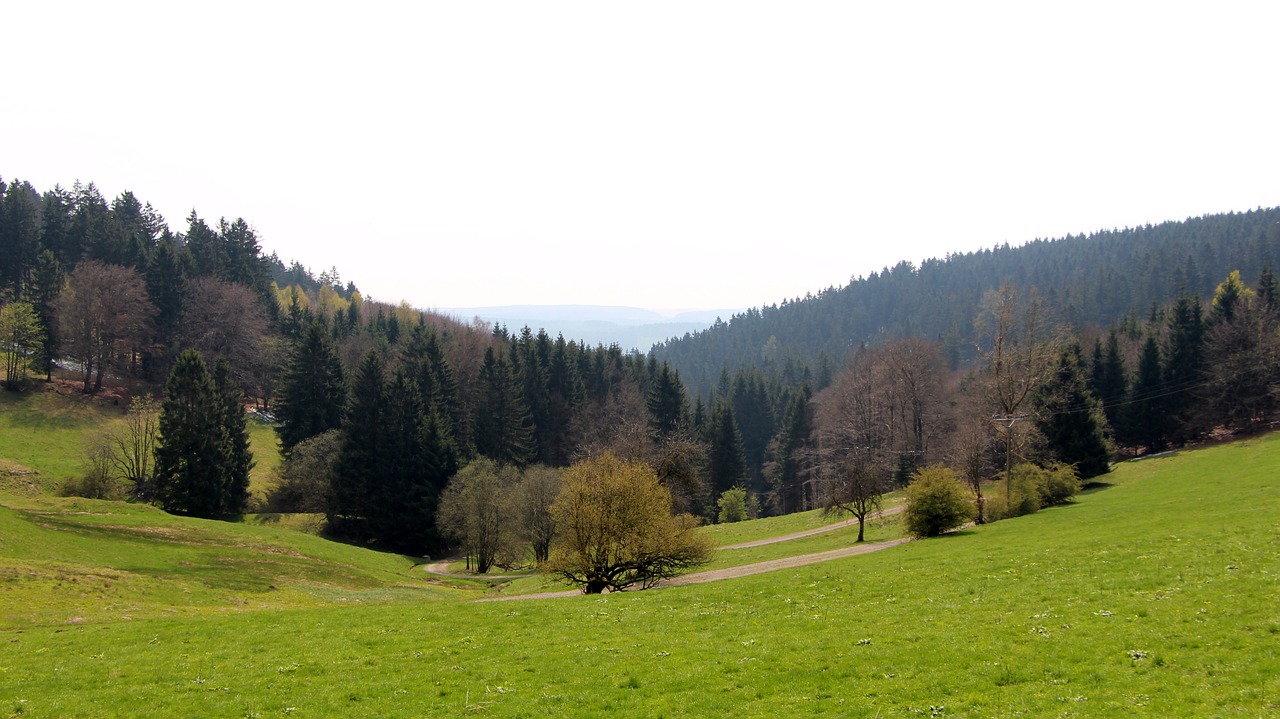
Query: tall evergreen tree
706 402 747 504
646 362 688 440
473 347 533 466
275 321 347 454
1035 346 1111 478
1164 295 1206 443
213 359 253 516
154 350 248 518
1123 335 1167 451
1089 329 1127 429
333 351 387 539
29 251 64 381
765 386 813 514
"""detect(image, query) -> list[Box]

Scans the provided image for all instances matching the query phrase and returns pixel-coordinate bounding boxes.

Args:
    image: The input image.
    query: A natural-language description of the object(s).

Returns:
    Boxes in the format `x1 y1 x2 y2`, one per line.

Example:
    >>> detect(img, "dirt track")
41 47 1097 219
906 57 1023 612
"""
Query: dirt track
471 534 913 602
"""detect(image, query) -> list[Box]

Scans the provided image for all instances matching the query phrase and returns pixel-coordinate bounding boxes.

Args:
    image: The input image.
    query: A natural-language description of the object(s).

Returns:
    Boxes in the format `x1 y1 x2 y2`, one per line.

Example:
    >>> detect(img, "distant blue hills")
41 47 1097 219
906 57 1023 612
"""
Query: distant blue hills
437 305 741 351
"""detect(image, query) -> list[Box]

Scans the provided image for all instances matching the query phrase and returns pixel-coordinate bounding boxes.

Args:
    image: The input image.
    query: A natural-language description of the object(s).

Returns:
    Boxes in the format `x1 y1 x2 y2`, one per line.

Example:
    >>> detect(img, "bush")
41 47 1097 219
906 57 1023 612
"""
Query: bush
716 486 758 523
987 462 1081 520
1037 462 1081 506
903 465 972 537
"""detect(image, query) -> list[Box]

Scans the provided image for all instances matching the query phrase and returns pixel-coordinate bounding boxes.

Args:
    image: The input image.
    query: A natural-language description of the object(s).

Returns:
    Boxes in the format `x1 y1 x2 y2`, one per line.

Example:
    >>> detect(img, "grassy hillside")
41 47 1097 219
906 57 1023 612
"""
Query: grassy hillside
0 385 284 505
2 429 1276 716
0 387 126 493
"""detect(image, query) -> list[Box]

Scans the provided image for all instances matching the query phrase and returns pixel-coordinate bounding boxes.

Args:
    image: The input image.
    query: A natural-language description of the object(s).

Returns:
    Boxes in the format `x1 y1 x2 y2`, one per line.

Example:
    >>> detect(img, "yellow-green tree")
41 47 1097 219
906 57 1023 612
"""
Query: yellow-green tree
548 453 712 593
0 302 44 390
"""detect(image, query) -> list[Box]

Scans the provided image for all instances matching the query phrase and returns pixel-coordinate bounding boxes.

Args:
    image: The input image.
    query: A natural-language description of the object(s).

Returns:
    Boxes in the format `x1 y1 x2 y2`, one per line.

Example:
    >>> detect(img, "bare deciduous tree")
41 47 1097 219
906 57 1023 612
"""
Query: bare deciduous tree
811 348 895 542
179 277 269 396
55 260 155 393
105 394 160 499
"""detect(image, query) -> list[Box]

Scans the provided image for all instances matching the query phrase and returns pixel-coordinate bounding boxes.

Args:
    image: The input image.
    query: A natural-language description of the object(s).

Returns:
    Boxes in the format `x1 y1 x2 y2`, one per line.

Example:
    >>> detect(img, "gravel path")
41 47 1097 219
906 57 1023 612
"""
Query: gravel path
473 536 912 602
720 505 904 550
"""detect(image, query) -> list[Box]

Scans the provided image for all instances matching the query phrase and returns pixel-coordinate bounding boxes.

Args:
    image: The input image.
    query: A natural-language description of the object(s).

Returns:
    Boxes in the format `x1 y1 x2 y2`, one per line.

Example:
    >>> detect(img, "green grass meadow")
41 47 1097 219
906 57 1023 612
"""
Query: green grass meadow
2 414 1279 715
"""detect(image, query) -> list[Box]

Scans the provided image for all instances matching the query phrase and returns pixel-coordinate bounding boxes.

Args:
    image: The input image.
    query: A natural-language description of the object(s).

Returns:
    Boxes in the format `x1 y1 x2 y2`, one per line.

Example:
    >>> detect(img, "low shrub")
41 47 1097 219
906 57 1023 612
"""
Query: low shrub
903 465 972 537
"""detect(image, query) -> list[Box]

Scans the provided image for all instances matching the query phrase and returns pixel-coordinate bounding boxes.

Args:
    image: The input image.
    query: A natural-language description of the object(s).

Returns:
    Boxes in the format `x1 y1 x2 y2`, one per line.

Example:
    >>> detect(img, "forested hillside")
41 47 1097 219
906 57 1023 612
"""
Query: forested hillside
5 172 1280 548
654 208 1280 397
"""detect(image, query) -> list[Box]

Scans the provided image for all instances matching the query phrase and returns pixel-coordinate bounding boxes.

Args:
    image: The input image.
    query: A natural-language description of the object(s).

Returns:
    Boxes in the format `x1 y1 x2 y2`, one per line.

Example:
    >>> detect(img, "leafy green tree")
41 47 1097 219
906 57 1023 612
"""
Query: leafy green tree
716 486 751 523
1034 345 1111 478
508 464 562 564
548 453 713 593
275 321 347 454
154 350 249 518
902 465 972 537
0 302 44 390
266 429 341 515
437 458 516 573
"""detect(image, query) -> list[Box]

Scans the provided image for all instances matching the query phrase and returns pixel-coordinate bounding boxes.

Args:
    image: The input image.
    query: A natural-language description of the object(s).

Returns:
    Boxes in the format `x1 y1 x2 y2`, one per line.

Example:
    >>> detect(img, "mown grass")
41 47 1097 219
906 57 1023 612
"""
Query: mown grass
3 433 1276 716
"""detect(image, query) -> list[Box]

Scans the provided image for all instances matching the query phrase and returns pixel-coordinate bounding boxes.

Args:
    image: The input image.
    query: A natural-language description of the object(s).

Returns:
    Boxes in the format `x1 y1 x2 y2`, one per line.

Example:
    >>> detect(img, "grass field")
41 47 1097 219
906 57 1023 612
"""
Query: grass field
2 423 1277 715
0 388 126 493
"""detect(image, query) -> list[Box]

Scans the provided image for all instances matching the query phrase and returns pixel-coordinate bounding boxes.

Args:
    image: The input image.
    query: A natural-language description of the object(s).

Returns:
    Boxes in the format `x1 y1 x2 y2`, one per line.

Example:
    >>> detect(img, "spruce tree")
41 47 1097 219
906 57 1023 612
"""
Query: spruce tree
707 402 747 503
1123 335 1167 452
29 251 64 381
1089 329 1127 429
473 347 533 466
213 359 253 517
1164 295 1206 443
646 362 688 440
154 350 243 518
276 321 347 453
1035 346 1111 478
333 351 386 539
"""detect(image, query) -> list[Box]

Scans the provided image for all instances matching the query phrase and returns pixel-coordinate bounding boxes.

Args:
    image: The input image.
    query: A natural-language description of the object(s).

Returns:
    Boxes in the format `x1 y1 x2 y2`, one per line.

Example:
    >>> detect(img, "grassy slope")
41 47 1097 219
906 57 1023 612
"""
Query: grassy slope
0 388 125 492
0 494 466 628
2 433 1276 716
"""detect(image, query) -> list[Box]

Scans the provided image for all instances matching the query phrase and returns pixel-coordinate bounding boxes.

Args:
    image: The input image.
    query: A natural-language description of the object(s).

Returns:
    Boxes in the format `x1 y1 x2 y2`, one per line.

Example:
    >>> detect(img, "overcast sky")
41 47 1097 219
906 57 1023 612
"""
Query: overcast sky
4 2 1278 313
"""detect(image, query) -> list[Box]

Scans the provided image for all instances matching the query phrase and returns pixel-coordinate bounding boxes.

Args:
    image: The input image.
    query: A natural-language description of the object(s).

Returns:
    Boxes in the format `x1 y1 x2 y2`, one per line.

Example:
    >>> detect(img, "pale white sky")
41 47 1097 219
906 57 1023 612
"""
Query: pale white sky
3 2 1278 312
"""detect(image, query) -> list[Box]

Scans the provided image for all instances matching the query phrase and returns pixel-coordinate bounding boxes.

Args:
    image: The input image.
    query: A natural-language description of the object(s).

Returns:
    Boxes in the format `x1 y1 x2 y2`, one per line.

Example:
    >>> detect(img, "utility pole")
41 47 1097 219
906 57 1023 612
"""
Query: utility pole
992 414 1029 511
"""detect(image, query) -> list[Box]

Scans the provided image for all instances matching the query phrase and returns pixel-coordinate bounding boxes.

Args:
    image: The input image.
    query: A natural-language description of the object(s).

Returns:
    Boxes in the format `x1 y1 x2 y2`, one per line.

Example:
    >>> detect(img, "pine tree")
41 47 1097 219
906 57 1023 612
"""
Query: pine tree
1123 335 1167 452
1089 329 1127 429
29 251 64 381
276 321 347 453
333 351 386 539
212 359 253 517
706 402 747 503
473 347 533 466
1035 346 1111 478
1164 295 1206 444
154 350 243 518
646 362 687 440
